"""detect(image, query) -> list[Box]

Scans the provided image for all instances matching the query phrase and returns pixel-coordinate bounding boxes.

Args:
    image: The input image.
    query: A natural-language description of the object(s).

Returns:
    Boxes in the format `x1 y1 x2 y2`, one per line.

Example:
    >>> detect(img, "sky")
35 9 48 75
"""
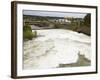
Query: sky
23 10 87 18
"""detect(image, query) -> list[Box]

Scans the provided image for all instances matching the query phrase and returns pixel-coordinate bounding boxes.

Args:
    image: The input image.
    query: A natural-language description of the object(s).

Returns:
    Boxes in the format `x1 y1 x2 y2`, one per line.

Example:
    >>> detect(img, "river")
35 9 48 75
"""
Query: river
23 29 91 69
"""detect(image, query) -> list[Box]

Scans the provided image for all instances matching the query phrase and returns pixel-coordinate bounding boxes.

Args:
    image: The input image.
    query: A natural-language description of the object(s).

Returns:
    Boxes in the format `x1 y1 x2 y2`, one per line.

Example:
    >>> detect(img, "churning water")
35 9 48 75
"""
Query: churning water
23 29 91 69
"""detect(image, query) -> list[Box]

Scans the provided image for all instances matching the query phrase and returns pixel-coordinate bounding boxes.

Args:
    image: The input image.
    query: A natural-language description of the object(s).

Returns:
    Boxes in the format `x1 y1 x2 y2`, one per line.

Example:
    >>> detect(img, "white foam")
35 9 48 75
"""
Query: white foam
24 29 91 69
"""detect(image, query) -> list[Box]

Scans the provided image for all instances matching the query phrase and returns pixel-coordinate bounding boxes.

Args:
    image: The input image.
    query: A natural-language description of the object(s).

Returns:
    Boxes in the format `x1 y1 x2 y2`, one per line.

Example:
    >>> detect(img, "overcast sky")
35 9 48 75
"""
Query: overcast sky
23 10 87 18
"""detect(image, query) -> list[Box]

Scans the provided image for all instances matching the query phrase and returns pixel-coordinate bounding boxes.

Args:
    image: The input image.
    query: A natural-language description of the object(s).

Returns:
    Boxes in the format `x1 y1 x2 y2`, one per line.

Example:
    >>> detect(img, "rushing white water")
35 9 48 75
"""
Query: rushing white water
23 29 91 69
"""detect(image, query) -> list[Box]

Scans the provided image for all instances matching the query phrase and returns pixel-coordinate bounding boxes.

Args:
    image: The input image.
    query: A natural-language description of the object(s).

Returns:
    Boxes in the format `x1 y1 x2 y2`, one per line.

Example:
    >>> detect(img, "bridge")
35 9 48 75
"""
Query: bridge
24 20 54 30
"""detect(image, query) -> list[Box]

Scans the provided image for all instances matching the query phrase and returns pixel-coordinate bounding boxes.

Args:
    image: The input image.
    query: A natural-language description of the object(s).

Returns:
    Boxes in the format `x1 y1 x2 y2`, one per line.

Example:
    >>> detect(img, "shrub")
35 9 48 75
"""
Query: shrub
54 23 62 28
23 25 32 32
23 30 33 40
23 25 33 40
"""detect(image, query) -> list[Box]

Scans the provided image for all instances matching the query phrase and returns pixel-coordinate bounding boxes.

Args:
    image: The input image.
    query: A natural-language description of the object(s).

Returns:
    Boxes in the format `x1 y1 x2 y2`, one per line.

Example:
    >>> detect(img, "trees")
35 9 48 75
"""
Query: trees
84 14 91 27
77 14 91 36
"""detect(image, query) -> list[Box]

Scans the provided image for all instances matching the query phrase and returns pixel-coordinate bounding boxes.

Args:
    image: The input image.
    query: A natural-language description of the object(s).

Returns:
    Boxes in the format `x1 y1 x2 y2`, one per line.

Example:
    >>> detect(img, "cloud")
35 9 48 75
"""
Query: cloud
23 10 87 18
